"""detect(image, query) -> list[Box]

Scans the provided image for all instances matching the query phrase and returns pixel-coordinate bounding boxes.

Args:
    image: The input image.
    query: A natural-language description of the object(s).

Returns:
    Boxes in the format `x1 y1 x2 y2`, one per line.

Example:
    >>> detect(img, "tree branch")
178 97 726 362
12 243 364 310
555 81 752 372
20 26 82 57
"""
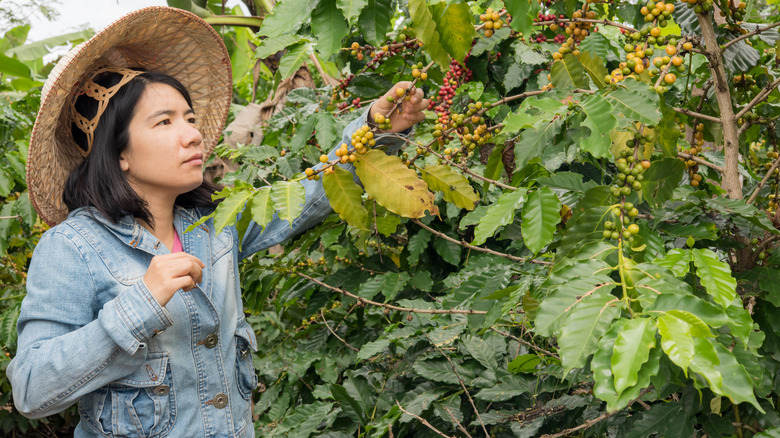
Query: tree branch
534 18 637 34
698 12 742 199
722 21 780 50
296 272 488 315
411 219 553 266
673 107 722 124
395 401 455 438
490 327 560 359
677 152 724 172
538 388 653 438
427 335 489 438
320 309 359 352
747 152 780 204
735 77 780 121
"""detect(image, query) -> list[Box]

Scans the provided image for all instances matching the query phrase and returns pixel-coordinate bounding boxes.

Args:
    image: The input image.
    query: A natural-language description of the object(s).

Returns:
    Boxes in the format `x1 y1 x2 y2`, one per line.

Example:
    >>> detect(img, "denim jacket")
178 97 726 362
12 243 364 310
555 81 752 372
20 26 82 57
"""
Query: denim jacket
8 110 407 437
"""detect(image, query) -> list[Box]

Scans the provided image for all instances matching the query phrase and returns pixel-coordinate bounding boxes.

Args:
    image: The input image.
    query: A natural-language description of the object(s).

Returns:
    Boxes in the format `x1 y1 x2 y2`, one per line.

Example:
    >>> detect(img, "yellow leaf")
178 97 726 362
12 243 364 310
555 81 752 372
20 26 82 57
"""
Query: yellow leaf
419 164 479 210
354 150 439 218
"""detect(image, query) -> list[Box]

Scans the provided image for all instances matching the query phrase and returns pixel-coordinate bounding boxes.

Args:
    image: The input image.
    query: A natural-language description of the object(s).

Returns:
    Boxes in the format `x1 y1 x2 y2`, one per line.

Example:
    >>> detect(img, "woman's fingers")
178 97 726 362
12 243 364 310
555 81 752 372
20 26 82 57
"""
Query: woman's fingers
144 253 205 305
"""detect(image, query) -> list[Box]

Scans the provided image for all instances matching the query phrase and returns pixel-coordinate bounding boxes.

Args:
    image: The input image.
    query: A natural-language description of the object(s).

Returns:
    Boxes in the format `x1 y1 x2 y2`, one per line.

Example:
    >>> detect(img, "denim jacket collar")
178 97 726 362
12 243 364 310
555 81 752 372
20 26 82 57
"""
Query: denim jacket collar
67 206 209 255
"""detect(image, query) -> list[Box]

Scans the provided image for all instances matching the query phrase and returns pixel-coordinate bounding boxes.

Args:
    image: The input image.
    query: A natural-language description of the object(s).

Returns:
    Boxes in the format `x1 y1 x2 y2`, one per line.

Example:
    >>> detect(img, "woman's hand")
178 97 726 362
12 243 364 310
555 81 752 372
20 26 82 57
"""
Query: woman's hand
368 81 429 133
143 253 205 306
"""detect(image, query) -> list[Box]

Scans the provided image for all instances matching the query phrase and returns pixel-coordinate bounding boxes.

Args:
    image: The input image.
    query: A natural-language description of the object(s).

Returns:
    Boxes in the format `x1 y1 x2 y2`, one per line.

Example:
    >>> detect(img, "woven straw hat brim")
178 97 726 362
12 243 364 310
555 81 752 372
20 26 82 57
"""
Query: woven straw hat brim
27 6 232 226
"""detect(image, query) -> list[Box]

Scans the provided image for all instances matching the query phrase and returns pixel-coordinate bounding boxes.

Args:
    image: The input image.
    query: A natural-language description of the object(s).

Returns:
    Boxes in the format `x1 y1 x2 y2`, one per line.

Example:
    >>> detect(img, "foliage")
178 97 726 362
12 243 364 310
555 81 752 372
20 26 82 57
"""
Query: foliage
4 0 780 436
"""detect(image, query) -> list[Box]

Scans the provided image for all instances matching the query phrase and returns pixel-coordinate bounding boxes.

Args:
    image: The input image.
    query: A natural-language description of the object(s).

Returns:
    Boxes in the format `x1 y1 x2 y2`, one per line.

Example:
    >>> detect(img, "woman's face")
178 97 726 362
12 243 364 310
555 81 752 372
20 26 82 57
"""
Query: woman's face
119 82 204 202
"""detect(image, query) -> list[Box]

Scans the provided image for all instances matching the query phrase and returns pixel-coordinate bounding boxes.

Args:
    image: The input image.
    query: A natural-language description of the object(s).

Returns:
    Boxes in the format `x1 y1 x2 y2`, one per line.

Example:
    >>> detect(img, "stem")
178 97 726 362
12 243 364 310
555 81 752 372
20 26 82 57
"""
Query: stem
722 21 780 50
427 336 489 438
677 151 724 172
296 272 488 315
534 18 637 34
735 77 780 121
320 309 359 352
747 151 780 204
412 219 552 265
673 107 722 124
698 12 743 199
395 401 454 438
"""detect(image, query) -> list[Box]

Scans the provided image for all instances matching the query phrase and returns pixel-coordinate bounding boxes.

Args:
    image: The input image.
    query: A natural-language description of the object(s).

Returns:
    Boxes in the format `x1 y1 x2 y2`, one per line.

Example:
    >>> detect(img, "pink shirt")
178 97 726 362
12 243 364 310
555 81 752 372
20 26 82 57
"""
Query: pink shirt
172 230 183 253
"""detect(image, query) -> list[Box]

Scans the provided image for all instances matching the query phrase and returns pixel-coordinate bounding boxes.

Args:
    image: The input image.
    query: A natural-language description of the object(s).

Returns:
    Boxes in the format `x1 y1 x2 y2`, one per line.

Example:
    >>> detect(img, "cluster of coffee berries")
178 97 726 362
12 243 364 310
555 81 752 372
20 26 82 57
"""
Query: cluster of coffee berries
563 9 595 43
604 134 651 242
305 125 375 179
680 0 714 14
679 122 705 186
411 62 428 81
430 58 472 119
639 1 675 25
349 41 366 61
427 102 494 162
479 8 505 38
553 37 581 60
373 111 393 130
734 73 760 101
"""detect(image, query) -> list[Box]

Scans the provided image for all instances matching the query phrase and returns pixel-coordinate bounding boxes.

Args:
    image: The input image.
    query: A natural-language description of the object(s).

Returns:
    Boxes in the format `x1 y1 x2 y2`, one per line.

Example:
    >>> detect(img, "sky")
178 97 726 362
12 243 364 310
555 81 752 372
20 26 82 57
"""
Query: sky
26 0 247 42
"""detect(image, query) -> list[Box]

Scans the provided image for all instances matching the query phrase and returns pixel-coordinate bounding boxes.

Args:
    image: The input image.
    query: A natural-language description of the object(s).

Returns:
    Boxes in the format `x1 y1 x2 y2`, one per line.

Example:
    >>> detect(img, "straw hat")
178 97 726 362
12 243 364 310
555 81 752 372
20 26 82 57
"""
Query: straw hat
27 6 232 226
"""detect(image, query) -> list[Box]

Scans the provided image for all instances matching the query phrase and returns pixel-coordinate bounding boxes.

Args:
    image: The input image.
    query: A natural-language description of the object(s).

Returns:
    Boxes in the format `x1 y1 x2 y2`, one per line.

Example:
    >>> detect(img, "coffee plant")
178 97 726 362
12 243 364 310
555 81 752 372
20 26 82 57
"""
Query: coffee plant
5 0 780 436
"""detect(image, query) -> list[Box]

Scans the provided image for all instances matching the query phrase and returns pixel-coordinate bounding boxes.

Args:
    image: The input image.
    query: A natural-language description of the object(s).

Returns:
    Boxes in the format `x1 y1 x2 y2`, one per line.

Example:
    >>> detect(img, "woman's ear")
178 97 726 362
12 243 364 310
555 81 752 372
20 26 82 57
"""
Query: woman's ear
119 154 130 172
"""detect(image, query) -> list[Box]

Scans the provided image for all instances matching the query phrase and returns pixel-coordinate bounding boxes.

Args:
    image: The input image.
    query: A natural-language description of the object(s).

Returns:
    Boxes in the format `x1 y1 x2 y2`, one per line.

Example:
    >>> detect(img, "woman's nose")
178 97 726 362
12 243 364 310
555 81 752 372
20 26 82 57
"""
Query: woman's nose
183 122 203 148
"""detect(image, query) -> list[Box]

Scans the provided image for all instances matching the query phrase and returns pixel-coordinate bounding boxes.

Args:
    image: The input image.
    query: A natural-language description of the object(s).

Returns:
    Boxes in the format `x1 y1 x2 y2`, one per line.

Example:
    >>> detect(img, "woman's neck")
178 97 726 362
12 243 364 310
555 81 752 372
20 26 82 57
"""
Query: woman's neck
138 195 178 251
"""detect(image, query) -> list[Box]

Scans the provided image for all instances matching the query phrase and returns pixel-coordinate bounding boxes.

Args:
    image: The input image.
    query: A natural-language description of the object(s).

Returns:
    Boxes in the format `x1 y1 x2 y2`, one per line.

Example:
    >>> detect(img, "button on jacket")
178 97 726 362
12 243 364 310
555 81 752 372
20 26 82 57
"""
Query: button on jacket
8 111 407 437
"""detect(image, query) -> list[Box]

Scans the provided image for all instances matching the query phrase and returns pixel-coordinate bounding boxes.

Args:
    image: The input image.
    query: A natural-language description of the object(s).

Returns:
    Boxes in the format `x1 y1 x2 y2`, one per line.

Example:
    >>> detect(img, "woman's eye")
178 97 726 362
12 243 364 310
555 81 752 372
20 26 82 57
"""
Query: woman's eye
187 117 197 124
156 119 172 126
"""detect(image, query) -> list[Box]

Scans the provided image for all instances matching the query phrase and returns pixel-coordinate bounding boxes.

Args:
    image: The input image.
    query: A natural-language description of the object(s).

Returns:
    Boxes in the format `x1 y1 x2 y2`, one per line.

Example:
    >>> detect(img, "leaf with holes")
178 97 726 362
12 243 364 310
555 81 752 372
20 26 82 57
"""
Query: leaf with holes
419 164 479 210
355 150 437 218
271 181 306 226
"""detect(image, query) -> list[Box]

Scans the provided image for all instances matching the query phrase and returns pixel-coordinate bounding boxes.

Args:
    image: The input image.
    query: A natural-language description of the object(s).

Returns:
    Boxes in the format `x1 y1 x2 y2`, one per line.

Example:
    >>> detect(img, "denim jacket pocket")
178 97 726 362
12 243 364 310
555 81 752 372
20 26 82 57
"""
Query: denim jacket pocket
79 353 176 437
235 323 258 400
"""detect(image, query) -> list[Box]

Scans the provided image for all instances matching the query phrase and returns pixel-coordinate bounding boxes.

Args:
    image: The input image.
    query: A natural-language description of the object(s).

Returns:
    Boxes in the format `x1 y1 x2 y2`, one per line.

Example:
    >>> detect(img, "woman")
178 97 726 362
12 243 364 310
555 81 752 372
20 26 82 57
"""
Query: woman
7 7 427 437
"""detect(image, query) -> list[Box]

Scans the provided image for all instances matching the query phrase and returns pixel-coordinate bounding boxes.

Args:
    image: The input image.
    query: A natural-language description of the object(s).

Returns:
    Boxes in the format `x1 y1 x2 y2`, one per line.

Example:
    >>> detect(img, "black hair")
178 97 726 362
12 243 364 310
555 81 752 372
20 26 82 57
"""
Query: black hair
63 70 221 226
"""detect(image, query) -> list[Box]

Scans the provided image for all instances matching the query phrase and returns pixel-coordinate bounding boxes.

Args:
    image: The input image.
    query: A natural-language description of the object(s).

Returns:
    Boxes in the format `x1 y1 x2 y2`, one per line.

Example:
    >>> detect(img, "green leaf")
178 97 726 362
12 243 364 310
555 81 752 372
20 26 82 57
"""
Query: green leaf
593 325 662 411
691 248 737 308
413 359 463 385
578 51 608 89
640 158 685 207
357 338 390 360
0 168 13 197
336 0 368 21
213 188 254 232
282 402 335 438
331 384 366 424
354 150 438 218
579 31 617 62
419 165 479 210
270 181 306 226
346 72 394 99
459 335 499 373
711 342 763 411
508 354 542 374
611 318 656 394
535 276 614 336
408 0 450 67
358 0 393 46
558 293 621 374
689 337 723 393
603 78 662 126
7 30 93 61
258 0 320 37
322 166 369 230
521 187 561 254
407 229 432 266
12 192 36 226
550 54 589 89
503 0 538 37
657 310 712 374
514 117 565 169
474 376 530 401
472 188 528 245
647 294 729 329
278 42 313 80
434 234 462 266
315 112 340 153
0 302 20 348
0 53 31 79
656 100 682 157
312 0 349 57
628 403 690 438
256 35 308 59
250 187 275 230
357 272 409 300
430 1 476 63
578 94 618 159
